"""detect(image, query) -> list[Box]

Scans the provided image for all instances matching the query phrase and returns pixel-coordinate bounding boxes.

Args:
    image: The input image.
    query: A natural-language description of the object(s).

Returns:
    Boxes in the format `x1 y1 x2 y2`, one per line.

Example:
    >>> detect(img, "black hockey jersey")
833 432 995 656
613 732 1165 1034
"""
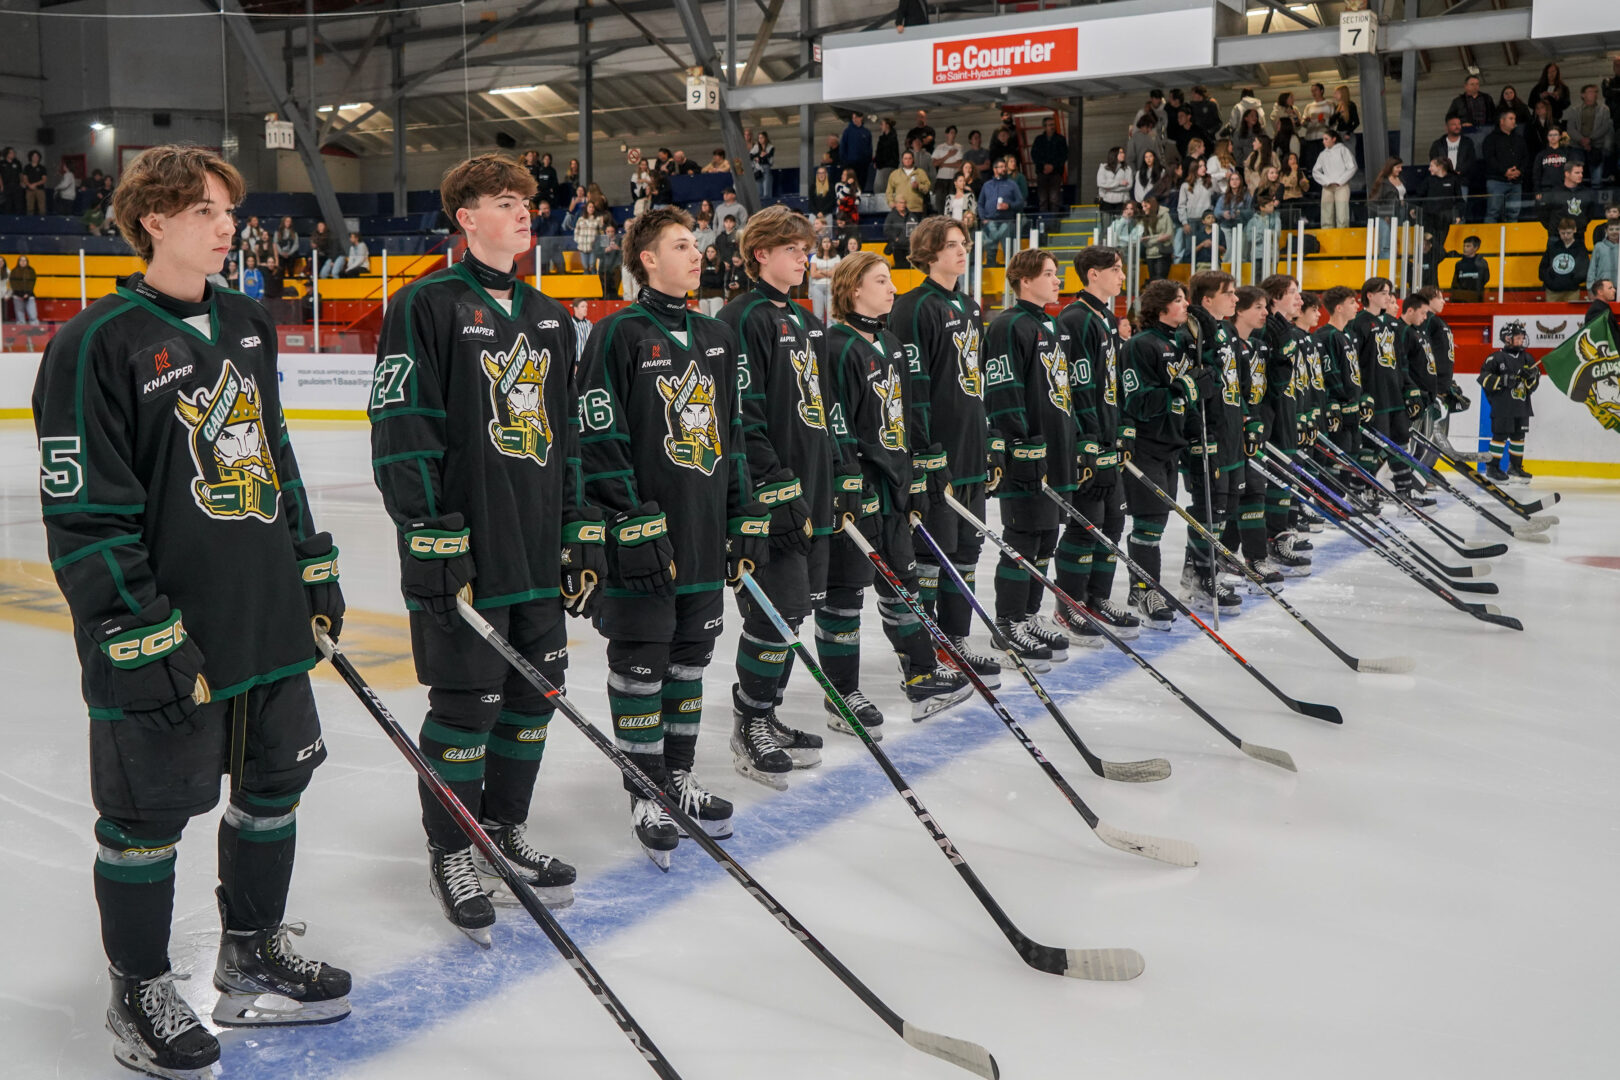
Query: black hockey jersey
1121 322 1193 456
984 299 1078 493
890 276 987 485
1350 310 1406 413
1239 327 1271 438
719 286 838 534
34 276 320 712
1262 313 1304 450
1059 291 1123 456
576 297 750 593
1427 313 1457 389
1186 306 1245 471
1314 323 1364 416
370 262 581 609
1400 321 1439 403
824 322 914 515
1298 326 1327 428
1478 346 1540 421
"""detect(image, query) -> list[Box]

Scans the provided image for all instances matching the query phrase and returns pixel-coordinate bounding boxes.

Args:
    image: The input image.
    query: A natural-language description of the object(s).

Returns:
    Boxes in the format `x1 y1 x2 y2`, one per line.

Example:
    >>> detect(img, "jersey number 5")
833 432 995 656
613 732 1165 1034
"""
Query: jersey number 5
40 436 84 497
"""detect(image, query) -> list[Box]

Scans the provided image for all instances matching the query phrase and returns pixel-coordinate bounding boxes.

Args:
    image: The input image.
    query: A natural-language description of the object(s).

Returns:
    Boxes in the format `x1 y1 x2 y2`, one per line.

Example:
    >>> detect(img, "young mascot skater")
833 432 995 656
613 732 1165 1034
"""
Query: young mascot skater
889 215 1006 683
577 207 767 867
984 248 1077 662
34 145 350 1079
822 252 973 723
1478 320 1541 481
1056 246 1140 644
719 205 837 788
370 155 594 942
1180 270 1244 613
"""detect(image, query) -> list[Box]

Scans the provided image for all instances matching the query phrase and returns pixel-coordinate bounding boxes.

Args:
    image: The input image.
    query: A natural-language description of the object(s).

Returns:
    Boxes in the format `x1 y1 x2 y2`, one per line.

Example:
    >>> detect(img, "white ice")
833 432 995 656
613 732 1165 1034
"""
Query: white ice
2 420 1617 1079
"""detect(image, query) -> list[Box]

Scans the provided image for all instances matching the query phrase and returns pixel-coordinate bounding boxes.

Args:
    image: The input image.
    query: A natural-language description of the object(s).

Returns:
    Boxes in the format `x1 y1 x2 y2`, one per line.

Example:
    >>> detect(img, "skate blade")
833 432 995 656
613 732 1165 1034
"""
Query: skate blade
1141 617 1176 632
1243 580 1281 596
675 817 734 841
1046 647 1069 663
910 684 974 721
732 753 791 791
783 746 823 769
1067 634 1106 649
484 878 575 910
826 713 883 741
640 840 674 872
1277 565 1313 577
111 1040 216 1080
212 991 351 1027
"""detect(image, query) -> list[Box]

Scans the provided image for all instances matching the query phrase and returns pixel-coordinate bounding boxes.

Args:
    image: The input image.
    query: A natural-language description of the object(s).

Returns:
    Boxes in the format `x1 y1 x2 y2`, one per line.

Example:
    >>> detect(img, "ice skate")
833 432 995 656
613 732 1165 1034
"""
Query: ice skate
213 921 352 1026
669 769 734 839
941 636 1006 685
107 968 219 1080
473 822 576 909
825 688 884 740
631 795 680 870
902 660 973 720
731 707 793 791
427 843 496 947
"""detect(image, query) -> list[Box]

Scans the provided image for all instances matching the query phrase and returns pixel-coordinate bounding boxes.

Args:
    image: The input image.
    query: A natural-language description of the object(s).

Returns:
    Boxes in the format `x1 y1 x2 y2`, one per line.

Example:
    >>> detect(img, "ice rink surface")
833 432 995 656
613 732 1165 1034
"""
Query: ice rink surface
2 420 1617 1079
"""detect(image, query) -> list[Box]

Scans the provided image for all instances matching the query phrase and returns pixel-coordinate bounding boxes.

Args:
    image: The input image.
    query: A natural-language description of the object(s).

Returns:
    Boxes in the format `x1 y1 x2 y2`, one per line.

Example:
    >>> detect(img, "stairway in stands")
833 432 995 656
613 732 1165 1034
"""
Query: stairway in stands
1040 205 1103 261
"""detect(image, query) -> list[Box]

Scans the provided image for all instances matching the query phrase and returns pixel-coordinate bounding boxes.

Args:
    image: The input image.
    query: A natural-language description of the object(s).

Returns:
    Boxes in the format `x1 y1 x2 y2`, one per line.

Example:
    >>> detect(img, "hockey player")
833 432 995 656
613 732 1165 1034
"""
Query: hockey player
370 155 593 943
719 205 835 787
1291 292 1329 533
983 247 1076 662
1396 293 1441 507
577 206 766 867
1226 285 1286 587
1258 274 1313 575
1121 279 1198 630
1179 270 1244 613
1478 320 1541 481
822 251 973 723
34 146 350 1080
1350 277 1413 503
1056 246 1141 643
1417 286 1471 417
890 216 1007 681
1315 285 1371 490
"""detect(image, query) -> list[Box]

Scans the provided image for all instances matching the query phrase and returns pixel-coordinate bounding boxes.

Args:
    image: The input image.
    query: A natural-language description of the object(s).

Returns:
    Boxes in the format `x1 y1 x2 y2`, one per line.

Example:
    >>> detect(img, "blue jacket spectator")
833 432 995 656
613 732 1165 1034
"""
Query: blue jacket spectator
978 169 1024 221
840 113 875 187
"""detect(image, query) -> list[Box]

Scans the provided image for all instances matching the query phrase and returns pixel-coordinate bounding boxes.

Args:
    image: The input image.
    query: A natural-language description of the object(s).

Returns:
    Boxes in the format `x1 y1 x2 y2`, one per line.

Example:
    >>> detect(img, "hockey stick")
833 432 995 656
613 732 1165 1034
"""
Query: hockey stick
1274 448 1501 595
1409 428 1562 520
736 571 1150 984
942 493 1297 771
1310 437 1509 562
1252 452 1524 631
452 600 1001 1074
1040 484 1343 725
896 520 1173 783
841 519 1195 853
1122 459 1415 674
1361 425 1551 540
314 630 683 1080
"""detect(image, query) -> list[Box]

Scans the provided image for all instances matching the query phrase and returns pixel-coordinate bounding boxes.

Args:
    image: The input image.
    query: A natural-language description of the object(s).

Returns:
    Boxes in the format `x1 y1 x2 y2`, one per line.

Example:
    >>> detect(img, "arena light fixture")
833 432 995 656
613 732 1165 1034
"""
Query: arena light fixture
89 121 106 130
490 84 539 95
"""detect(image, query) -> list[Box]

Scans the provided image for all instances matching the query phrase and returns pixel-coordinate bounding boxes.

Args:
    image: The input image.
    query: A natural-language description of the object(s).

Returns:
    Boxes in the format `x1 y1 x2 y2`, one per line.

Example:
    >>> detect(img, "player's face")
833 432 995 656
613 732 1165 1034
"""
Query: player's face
853 262 897 317
1275 281 1303 319
1205 282 1237 320
1235 300 1266 334
758 242 809 290
1428 295 1445 315
935 228 970 278
1335 297 1361 321
460 189 532 267
1161 292 1189 327
1089 259 1125 299
146 172 237 281
1025 260 1062 307
645 224 702 295
1370 288 1393 314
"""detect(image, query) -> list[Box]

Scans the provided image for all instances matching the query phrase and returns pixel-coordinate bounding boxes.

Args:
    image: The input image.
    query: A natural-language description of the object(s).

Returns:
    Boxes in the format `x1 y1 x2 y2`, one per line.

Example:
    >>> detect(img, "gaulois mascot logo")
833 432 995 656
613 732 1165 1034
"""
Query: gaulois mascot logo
874 366 908 452
174 359 280 521
787 344 827 429
1571 329 1620 431
954 323 984 398
657 359 722 473
481 333 554 464
1039 345 1072 413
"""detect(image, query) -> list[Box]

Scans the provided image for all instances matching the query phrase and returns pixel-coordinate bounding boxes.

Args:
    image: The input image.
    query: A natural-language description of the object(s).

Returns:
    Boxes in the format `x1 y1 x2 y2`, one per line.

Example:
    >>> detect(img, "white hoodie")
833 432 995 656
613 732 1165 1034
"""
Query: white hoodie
1312 142 1358 187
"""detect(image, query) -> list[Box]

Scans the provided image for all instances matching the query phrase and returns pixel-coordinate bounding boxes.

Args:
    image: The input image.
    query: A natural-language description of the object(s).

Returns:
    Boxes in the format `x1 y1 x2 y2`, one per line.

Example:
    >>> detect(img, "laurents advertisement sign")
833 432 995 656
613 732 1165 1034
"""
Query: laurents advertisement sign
822 0 1216 100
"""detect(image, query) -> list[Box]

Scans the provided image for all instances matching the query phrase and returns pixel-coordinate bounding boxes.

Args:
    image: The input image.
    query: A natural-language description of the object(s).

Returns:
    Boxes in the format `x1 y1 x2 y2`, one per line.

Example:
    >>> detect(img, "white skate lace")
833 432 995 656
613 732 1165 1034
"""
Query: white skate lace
949 638 999 666
669 771 710 816
499 822 555 870
265 923 324 980
636 796 676 829
1029 614 1066 640
137 971 202 1042
766 714 810 745
1095 599 1133 621
1139 590 1169 614
743 716 781 756
439 847 486 907
842 690 874 714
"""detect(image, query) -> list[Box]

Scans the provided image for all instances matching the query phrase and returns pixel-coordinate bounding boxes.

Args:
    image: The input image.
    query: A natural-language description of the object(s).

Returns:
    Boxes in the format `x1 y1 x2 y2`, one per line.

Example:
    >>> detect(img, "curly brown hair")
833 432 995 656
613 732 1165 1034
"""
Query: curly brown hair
440 154 538 231
112 145 245 263
624 206 696 286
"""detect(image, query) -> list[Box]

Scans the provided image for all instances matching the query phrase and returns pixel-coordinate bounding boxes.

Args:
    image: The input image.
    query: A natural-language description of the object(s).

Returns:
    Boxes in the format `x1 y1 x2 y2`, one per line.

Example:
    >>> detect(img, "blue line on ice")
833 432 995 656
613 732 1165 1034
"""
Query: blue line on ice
220 535 1363 1077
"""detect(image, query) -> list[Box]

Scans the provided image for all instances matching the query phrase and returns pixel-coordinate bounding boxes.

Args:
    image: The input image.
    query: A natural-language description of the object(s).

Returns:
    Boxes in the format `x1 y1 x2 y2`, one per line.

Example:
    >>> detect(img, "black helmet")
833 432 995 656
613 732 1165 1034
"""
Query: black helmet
1499 320 1527 345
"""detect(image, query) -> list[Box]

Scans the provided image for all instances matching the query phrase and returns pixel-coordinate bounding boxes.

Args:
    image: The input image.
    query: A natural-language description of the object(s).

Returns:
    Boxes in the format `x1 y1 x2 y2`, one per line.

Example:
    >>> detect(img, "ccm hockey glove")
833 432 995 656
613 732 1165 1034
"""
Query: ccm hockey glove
833 469 865 525
913 444 950 512
95 599 209 733
609 505 676 597
403 514 477 629
293 532 345 640
1358 394 1375 423
1443 381 1472 414
756 471 812 556
727 505 772 582
1006 438 1048 492
561 508 608 618
1405 386 1425 419
1076 439 1100 494
986 434 1007 493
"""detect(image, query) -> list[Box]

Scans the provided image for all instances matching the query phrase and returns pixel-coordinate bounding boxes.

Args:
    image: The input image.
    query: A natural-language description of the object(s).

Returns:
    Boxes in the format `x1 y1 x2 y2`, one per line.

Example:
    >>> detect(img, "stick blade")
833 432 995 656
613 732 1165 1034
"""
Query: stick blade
1293 700 1344 724
1353 654 1415 674
1459 543 1508 559
1099 757 1173 783
1092 820 1200 867
1063 947 1146 981
901 1022 1000 1079
1461 562 1490 578
1239 741 1298 772
1476 610 1525 631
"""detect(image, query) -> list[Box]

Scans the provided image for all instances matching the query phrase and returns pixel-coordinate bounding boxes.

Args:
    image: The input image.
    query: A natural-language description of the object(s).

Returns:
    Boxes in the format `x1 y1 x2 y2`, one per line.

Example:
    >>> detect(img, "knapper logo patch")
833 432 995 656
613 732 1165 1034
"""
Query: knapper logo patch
154 346 171 375
932 28 1077 86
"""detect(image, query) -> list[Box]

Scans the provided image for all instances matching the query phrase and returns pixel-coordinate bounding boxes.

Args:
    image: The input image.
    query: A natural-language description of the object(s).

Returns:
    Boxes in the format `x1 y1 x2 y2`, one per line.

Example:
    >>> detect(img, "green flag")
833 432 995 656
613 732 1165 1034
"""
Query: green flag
1541 311 1620 434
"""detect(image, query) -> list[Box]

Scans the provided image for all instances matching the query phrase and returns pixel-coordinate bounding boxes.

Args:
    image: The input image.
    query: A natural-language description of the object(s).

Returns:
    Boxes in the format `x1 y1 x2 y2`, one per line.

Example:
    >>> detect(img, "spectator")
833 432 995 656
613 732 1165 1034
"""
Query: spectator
1272 115 1301 162
646 166 671 209
570 299 592 359
1606 58 1620 142
1531 62 1571 123
527 197 561 274
1247 191 1282 266
597 220 623 299
808 235 840 321
1589 222 1620 296
896 0 929 30
1134 89 1167 131
1588 278 1616 325
1540 162 1600 238
520 149 541 185
1449 234 1491 300
11 254 37 323
1189 85 1222 139
1367 157 1407 254
1447 75 1497 145
874 117 901 193
1214 172 1251 249
240 214 269 255
697 245 726 315
1330 86 1360 142
1096 146 1132 224
944 171 976 222
1004 152 1029 207
1206 137 1237 186
1107 199 1143 249
977 156 1023 261
714 214 741 264
1269 92 1300 138
1524 99 1557 158
273 215 300 271
52 160 77 213
339 231 370 278
1177 158 1216 259
688 208 716 256
808 166 835 217
881 199 912 268
988 112 1020 161
262 254 286 301
835 167 862 223
904 109 935 158
1243 134 1277 193
1300 84 1335 169
572 201 603 271
885 149 932 216
839 111 873 190
961 129 989 173
1232 109 1265 164
1531 126 1580 197
708 187 743 230
22 150 47 215
81 175 113 235
843 233 863 258
1482 111 1530 222
240 253 265 300
1030 115 1067 214
627 150 652 215
1189 209 1218 269
668 149 700 176
1497 85 1533 129
533 152 558 204
1568 85 1614 187
749 130 776 200
310 220 341 277
931 124 964 214
0 148 21 214
724 251 748 300
1540 218 1589 301
1126 111 1163 170
1422 157 1463 242
1312 128 1356 228
1140 194 1175 280
1134 148 1165 203
1429 115 1478 194
702 147 730 174
1279 151 1310 222
1228 87 1263 137
1167 106 1201 158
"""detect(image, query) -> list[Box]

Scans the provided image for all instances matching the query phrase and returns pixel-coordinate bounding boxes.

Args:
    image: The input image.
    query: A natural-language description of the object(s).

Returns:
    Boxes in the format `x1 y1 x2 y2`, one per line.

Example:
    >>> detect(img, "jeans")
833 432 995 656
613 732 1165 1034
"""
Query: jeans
12 295 38 324
1484 179 1522 223
809 281 831 322
982 219 1013 258
318 257 342 278
756 170 773 201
